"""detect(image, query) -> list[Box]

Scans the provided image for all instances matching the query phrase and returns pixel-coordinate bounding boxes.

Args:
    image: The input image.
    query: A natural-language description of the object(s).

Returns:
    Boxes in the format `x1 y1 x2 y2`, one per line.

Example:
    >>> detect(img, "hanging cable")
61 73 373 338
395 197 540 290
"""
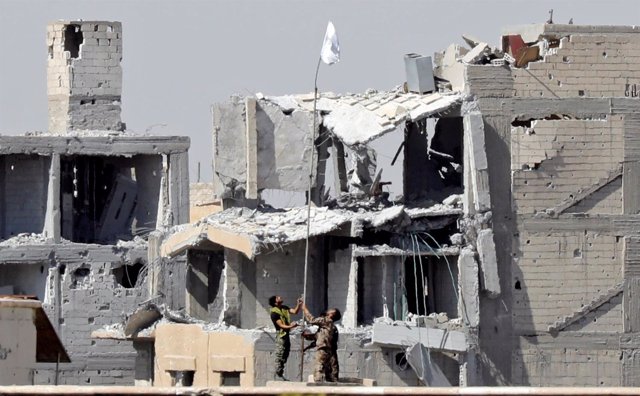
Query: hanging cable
417 233 459 306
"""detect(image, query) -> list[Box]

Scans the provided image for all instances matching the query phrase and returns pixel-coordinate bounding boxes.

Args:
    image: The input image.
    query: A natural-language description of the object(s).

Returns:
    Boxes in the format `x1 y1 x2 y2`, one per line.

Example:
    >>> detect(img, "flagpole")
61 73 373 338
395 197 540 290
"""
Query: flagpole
300 55 322 382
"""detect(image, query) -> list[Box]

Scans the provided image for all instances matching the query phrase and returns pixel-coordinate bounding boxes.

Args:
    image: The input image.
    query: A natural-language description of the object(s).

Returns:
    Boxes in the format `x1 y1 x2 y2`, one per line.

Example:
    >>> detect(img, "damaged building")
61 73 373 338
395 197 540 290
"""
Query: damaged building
0 20 189 385
129 22 640 388
140 54 496 386
4 19 640 388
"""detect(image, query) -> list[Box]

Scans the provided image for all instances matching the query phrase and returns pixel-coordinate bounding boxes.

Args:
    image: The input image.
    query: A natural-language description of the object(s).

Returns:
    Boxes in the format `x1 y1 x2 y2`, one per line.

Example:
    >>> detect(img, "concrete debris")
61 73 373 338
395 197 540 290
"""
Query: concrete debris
461 34 483 49
162 200 464 259
404 204 463 219
405 343 451 386
94 303 240 341
462 43 491 64
0 233 68 247
476 229 500 298
348 145 378 194
115 236 149 250
450 233 464 245
371 322 467 353
353 244 460 258
124 304 163 336
442 194 463 207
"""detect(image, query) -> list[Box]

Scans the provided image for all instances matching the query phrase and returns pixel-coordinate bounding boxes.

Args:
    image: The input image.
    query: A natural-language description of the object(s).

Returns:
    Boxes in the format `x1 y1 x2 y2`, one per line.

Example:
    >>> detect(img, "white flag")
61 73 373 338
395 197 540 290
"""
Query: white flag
320 21 340 65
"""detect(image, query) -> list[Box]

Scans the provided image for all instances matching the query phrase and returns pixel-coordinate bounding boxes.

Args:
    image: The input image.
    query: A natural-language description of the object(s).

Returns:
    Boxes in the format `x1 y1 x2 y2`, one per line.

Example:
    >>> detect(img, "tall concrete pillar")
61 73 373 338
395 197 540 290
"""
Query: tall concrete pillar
47 21 124 133
43 154 61 243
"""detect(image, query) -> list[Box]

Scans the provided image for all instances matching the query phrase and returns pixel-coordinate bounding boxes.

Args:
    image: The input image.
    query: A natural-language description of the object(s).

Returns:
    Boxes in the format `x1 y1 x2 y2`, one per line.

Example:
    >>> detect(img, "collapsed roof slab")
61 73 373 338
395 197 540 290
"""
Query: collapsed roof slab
160 207 353 260
262 90 463 147
322 92 463 146
160 199 466 259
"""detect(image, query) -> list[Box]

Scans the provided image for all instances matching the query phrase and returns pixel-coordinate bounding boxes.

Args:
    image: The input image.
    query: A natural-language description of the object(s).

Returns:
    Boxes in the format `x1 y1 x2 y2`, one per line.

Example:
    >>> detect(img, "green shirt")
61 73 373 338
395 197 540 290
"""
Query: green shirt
270 306 291 338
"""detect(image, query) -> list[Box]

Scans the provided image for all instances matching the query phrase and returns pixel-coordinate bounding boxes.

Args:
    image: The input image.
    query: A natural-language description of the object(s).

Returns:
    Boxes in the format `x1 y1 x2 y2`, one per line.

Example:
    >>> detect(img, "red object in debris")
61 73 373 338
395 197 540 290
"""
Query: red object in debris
503 34 526 58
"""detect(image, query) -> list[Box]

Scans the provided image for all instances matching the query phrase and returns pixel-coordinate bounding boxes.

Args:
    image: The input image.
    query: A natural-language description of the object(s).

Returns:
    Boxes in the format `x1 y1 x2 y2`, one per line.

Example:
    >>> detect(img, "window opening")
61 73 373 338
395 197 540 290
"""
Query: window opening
221 372 241 386
63 25 83 59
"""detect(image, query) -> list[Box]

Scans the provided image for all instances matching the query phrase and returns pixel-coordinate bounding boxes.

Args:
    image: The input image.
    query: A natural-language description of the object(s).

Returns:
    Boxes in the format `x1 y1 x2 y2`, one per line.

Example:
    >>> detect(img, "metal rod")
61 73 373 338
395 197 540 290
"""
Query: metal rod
300 56 322 382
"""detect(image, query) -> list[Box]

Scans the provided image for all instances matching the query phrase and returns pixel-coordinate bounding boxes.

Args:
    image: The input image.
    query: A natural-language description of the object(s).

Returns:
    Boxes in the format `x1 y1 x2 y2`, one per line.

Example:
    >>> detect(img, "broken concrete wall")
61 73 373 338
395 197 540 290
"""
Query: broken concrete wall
47 21 124 133
463 25 640 386
403 116 465 204
1 155 50 239
464 68 516 385
212 97 316 204
0 244 149 385
255 100 314 192
212 99 247 201
511 32 640 99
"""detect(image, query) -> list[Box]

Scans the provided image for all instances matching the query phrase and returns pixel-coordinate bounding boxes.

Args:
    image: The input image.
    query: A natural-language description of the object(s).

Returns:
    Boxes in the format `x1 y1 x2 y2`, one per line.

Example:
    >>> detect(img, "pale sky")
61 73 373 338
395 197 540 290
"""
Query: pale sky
1 0 638 183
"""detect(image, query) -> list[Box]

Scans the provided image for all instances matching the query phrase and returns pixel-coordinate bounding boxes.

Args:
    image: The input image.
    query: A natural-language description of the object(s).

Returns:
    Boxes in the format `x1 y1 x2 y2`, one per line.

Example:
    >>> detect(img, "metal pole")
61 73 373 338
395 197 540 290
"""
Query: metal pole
300 56 322 382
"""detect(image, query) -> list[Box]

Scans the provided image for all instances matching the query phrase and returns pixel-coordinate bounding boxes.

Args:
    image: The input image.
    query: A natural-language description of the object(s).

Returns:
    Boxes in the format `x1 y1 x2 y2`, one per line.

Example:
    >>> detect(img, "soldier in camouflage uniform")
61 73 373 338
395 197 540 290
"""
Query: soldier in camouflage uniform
269 295 302 380
302 304 342 382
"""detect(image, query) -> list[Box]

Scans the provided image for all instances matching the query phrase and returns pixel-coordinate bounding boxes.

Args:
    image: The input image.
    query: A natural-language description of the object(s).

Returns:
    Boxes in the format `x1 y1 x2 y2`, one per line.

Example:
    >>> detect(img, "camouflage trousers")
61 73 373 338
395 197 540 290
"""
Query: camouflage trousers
274 335 291 376
314 347 339 382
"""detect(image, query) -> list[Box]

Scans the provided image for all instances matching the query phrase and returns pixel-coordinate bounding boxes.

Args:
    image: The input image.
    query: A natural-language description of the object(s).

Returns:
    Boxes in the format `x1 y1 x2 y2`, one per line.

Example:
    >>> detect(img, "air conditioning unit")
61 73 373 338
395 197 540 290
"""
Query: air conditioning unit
404 53 435 94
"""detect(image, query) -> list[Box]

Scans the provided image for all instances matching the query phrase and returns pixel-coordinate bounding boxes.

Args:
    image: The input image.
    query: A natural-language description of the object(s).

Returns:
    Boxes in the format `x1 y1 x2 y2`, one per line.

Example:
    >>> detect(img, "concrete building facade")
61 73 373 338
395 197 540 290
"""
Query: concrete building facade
0 20 190 385
143 23 640 388
4 20 640 388
464 24 640 386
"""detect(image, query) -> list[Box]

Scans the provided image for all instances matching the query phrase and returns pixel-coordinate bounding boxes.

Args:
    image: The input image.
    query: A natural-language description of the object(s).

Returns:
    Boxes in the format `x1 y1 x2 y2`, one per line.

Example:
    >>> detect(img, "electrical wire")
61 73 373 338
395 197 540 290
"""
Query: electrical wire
417 233 459 306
